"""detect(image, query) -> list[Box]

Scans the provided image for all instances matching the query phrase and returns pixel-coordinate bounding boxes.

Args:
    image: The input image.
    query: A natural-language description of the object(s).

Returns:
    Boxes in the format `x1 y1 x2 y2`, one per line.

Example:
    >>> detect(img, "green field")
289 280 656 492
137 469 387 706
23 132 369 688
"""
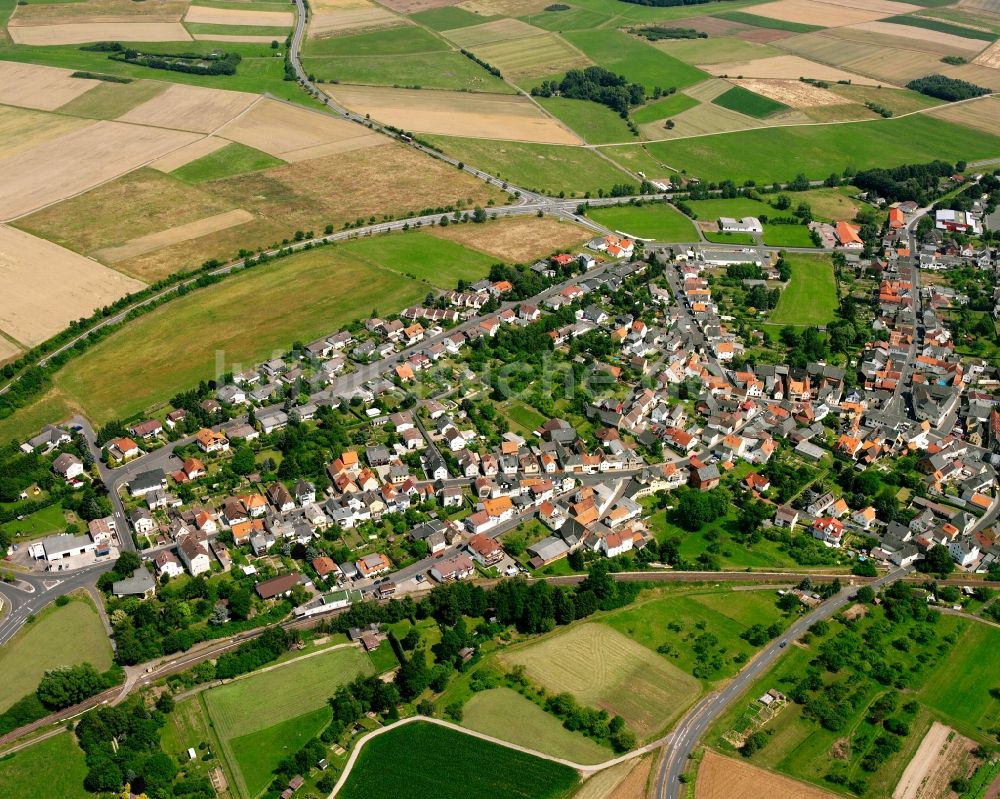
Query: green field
768 253 838 327
563 29 707 92
604 588 788 684
524 6 612 31
644 114 1000 184
204 647 372 797
184 23 291 37
501 623 700 739
762 224 816 248
462 687 611 764
713 85 788 118
340 230 497 288
535 96 635 144
55 79 166 120
304 51 512 91
422 135 632 195
883 14 997 41
587 202 696 241
704 231 756 245
919 622 1000 739
303 26 449 56
505 401 547 434
718 11 824 33
0 733 90 799
687 196 772 220
631 92 699 124
50 246 430 423
0 595 112 712
410 6 489 30
0 501 67 542
172 142 285 183
230 707 331 796
339 722 579 799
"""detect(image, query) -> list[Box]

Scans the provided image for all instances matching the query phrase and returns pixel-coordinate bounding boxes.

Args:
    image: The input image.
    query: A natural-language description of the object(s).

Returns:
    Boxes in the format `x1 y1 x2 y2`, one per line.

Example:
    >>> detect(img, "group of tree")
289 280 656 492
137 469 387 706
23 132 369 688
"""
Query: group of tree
906 74 989 101
852 160 956 205
632 25 706 40
673 486 731 531
531 66 645 116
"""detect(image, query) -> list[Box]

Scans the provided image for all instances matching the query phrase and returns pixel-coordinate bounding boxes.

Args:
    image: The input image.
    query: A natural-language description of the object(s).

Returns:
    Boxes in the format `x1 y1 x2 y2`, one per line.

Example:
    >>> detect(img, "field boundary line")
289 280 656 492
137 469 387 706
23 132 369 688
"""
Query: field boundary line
326 716 673 798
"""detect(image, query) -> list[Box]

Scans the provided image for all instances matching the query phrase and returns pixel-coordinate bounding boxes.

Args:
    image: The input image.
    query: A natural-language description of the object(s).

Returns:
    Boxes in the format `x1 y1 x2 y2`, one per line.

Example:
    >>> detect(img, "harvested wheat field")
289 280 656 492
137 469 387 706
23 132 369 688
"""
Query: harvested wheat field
640 103 766 140
684 78 732 102
849 21 987 53
0 337 22 364
460 0 549 15
0 62 101 111
149 137 229 172
8 22 192 45
328 85 580 143
308 2 406 38
500 624 700 739
0 225 144 346
893 722 980 799
573 758 650 799
732 78 845 107
93 209 255 263
443 18 544 48
117 84 258 134
473 32 590 79
216 98 386 161
0 106 90 160
0 121 200 220
428 216 590 262
696 750 839 799
702 54 881 85
7 0 187 24
942 61 1000 91
740 0 916 27
974 39 1000 67
184 6 294 26
381 0 463 10
927 96 1000 134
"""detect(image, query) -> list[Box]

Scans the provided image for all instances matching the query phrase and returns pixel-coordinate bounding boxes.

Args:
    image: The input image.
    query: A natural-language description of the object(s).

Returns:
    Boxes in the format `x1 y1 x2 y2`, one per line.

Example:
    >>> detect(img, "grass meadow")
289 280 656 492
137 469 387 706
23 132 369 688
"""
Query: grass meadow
0 501 67 542
717 11 823 33
564 29 707 92
304 51 512 92
768 253 838 327
587 202 696 241
0 733 90 799
172 142 285 183
339 230 497 288
230 707 332 796
713 85 788 119
535 96 635 144
462 687 612 764
631 92 699 124
339 722 579 799
0 593 111 712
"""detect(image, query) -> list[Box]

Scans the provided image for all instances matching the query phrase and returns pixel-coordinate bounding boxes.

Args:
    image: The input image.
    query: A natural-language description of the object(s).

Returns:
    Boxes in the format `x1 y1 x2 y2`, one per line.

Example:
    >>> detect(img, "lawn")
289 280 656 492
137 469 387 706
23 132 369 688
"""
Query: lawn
645 114 1000 184
421 135 633 196
587 202 696 241
919 622 1000 740
500 623 701 740
713 85 788 119
49 247 430 422
535 96 635 144
505 401 547 434
768 253 838 327
0 733 90 799
171 142 285 184
462 687 612 765
564 29 707 92
0 594 112 712
339 229 497 289
204 647 372 797
631 92 699 124
303 51 512 92
762 224 816 248
604 587 788 684
230 707 332 797
339 722 579 799
0 389 78 451
0 501 67 542
686 196 772 221
704 231 756 245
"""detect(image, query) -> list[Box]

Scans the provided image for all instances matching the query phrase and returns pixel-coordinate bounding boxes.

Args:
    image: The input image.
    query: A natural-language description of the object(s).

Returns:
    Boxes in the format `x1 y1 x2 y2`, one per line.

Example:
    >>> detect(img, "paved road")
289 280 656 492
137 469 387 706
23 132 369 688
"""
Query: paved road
652 566 912 799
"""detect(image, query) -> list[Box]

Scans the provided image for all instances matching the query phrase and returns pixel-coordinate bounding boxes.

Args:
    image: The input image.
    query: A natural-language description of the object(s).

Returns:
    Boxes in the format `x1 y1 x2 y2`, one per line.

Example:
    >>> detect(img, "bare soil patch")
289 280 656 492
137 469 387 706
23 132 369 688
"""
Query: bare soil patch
0 106 90 160
149 136 229 172
117 84 258 134
696 749 839 799
308 4 406 38
0 121 200 220
0 225 145 346
8 22 192 45
893 722 979 799
974 39 1000 67
732 77 845 107
428 216 589 263
927 95 1000 134
328 85 581 144
702 54 882 85
683 15 753 37
738 28 797 43
0 62 99 111
379 0 463 11
93 209 255 263
459 0 549 15
216 97 385 161
183 6 294 27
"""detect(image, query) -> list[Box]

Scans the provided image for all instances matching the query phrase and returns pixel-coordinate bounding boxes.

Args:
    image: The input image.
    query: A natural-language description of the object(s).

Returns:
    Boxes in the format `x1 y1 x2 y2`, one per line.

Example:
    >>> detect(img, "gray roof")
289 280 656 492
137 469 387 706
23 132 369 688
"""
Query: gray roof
113 567 156 596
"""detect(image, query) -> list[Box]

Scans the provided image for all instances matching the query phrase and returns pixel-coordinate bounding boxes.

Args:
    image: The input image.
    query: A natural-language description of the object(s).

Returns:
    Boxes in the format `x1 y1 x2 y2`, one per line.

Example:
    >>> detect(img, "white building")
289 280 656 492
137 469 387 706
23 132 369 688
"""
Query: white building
719 216 763 234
